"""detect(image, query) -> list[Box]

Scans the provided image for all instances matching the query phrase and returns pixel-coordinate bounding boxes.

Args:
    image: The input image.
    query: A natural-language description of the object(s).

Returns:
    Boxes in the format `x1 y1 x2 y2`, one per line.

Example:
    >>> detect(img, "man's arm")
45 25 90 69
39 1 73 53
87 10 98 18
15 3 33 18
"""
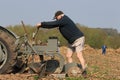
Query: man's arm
36 20 63 29
41 20 60 28
36 16 65 29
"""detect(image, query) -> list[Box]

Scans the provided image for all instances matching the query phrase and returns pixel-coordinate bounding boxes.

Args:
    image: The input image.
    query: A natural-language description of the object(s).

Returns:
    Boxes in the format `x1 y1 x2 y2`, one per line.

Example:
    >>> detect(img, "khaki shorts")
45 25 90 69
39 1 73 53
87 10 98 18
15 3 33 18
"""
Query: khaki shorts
68 36 85 52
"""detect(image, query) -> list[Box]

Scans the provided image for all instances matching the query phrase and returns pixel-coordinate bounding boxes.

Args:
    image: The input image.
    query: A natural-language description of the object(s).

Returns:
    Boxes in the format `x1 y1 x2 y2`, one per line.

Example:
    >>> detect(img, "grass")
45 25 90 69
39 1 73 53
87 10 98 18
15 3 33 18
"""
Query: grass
66 77 88 80
33 75 39 80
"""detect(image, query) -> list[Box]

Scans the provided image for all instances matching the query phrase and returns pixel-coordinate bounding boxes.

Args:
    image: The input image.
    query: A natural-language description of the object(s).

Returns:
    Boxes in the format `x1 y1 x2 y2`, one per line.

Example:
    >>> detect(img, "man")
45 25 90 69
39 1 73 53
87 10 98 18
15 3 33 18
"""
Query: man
36 11 87 77
102 45 107 55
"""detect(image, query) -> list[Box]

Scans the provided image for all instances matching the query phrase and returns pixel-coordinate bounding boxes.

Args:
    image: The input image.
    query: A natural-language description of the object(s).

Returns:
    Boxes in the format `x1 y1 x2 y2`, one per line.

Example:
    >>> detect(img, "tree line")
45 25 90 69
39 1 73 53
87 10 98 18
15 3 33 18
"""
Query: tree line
7 24 120 49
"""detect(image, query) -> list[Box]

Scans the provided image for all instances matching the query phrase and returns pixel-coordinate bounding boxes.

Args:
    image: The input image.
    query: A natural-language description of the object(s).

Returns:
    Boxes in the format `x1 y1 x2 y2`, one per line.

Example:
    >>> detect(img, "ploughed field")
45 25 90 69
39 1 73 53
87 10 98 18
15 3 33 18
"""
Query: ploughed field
0 45 120 80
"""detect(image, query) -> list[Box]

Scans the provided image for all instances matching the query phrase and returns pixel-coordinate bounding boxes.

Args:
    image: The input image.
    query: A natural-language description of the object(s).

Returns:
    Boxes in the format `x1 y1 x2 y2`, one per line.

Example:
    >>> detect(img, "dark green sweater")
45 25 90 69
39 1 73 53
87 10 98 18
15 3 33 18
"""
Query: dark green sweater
41 15 84 44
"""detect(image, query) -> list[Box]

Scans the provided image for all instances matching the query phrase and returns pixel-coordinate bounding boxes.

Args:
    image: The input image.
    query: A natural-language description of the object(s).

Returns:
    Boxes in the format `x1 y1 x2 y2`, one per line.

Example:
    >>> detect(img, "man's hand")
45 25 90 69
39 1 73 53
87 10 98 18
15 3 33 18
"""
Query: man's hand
36 23 42 29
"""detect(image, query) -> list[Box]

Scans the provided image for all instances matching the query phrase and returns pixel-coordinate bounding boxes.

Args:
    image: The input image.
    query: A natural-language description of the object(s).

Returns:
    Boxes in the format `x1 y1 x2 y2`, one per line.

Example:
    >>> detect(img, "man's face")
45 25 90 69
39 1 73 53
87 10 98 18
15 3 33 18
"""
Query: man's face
56 15 62 20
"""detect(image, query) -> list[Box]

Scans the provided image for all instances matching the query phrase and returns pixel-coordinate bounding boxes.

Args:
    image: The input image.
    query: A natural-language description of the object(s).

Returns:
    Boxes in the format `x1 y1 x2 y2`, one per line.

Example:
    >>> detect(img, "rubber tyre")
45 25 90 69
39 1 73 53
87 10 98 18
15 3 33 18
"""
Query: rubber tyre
0 31 17 74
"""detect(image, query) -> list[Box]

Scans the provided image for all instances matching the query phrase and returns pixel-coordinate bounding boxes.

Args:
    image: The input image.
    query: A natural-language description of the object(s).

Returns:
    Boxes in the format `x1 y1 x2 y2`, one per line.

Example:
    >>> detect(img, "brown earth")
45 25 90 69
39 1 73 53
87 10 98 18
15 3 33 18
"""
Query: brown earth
0 45 120 80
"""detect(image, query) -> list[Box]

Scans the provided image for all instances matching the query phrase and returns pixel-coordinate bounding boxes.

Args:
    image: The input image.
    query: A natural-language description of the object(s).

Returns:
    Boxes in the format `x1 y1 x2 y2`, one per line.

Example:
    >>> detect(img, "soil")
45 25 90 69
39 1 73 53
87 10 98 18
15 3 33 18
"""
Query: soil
0 45 120 80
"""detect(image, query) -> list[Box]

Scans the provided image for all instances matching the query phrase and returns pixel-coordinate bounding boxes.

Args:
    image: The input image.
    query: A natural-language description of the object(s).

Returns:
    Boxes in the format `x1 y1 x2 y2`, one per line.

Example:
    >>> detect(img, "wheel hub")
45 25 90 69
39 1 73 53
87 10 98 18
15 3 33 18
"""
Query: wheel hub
0 41 7 69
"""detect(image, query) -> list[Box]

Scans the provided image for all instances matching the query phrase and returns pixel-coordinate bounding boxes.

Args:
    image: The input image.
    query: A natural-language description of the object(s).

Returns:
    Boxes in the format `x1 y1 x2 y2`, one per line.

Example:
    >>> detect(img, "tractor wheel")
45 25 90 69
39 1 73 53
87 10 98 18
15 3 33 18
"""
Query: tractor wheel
0 31 17 74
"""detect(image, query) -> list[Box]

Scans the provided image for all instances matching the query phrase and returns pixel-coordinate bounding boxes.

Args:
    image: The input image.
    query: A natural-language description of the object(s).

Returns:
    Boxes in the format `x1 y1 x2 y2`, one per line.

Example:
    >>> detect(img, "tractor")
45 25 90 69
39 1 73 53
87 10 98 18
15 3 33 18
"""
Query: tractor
0 22 82 78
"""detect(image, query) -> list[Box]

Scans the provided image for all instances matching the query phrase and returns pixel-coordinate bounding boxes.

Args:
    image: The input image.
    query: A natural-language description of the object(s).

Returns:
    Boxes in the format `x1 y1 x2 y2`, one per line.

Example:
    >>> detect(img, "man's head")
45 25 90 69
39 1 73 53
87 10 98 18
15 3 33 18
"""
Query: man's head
54 11 64 20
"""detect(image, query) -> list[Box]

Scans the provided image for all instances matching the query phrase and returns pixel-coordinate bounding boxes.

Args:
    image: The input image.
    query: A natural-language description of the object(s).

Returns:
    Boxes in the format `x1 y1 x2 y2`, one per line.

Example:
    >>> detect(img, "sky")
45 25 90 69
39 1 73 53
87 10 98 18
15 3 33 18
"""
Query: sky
0 0 120 32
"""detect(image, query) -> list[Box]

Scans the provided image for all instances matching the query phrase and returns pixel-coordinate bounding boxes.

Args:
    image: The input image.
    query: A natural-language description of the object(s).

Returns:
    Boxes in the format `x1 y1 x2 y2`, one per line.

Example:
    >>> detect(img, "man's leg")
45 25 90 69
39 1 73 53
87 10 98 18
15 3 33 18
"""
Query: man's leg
66 47 73 63
74 37 87 78
76 49 86 70
74 37 86 70
76 47 87 78
103 50 105 55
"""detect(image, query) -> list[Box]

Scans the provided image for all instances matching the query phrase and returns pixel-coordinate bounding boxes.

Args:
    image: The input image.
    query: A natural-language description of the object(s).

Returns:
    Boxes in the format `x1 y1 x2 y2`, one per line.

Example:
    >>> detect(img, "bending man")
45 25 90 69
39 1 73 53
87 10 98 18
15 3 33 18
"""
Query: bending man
36 11 87 77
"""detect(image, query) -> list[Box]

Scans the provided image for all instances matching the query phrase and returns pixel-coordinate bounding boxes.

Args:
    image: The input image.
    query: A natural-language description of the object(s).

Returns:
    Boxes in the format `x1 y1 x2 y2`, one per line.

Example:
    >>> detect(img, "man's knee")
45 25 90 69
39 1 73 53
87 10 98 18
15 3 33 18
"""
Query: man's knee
77 52 83 58
66 53 72 58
